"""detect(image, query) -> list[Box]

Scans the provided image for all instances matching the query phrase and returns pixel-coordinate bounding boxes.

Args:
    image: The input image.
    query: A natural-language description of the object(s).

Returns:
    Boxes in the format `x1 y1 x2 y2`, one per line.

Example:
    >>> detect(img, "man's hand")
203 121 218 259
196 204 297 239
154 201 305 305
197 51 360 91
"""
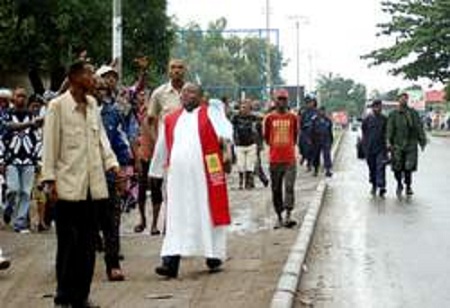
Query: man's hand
45 181 58 204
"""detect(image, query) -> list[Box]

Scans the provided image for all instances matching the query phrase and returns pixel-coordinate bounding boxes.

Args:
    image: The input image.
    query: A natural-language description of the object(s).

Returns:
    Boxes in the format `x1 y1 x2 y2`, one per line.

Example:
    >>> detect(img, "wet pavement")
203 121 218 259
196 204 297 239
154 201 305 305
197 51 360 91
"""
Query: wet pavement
0 157 321 307
297 132 450 308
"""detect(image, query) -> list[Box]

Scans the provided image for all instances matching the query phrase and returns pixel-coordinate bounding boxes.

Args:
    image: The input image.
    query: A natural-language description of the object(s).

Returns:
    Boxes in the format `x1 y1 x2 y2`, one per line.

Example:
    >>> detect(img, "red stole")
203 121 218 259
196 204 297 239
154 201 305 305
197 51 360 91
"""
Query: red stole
164 105 231 226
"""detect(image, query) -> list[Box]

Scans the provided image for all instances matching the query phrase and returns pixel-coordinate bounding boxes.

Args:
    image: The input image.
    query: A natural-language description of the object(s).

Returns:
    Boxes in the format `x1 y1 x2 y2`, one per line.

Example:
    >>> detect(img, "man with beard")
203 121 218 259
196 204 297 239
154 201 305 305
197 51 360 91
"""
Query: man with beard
149 83 232 278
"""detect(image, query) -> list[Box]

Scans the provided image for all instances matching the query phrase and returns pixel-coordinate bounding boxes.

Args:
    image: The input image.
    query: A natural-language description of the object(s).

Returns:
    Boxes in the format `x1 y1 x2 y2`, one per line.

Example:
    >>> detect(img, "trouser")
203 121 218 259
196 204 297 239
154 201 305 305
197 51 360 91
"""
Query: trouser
366 152 386 189
269 163 297 215
394 170 412 188
255 149 269 185
299 133 313 166
97 197 120 271
312 143 332 171
5 165 35 230
54 196 99 307
235 144 257 172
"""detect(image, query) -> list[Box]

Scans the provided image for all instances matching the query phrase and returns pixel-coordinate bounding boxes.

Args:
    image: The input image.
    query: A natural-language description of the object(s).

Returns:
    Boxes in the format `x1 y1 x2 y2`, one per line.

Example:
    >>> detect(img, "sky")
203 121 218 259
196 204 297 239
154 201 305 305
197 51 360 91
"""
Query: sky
167 0 429 94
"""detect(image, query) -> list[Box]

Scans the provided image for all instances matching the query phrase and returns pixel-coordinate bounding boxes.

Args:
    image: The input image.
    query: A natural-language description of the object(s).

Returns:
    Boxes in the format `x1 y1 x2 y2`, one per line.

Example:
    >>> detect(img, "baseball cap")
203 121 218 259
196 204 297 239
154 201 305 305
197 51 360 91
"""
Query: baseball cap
95 65 118 77
274 88 289 99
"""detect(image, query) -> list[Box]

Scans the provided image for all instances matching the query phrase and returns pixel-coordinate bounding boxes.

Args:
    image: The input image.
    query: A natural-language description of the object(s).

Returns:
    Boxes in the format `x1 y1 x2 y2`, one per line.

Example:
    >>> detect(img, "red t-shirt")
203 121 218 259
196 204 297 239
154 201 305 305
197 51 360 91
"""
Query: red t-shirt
264 111 299 164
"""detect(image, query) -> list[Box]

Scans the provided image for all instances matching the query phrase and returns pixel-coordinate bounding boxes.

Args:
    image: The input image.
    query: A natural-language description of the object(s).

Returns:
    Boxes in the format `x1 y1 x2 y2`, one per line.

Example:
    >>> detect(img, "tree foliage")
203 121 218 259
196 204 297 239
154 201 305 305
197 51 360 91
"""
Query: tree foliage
363 0 450 83
171 17 285 100
0 0 172 89
317 73 367 116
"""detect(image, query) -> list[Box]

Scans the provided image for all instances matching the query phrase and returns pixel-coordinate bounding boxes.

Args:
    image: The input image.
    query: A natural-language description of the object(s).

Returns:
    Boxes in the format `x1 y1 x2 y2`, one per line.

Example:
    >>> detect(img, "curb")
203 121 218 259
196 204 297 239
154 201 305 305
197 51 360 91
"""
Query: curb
270 129 346 308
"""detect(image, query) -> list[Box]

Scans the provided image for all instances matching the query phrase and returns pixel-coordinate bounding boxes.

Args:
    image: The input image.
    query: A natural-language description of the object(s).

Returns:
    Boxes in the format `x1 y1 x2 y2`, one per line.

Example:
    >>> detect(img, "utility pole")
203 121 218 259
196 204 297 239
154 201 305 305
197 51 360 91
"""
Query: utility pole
113 0 122 83
288 15 310 109
265 0 272 101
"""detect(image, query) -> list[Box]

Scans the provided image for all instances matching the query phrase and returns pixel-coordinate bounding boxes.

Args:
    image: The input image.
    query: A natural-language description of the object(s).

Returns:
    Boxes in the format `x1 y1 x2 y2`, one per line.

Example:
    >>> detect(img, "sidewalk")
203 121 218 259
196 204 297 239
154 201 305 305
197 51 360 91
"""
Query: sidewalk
0 164 321 308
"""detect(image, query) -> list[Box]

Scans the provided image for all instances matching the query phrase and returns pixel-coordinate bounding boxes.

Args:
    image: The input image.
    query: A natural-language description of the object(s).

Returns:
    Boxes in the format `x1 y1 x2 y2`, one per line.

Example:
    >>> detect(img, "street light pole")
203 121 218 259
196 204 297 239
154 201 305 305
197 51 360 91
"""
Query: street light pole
295 20 300 109
113 0 122 83
266 0 272 100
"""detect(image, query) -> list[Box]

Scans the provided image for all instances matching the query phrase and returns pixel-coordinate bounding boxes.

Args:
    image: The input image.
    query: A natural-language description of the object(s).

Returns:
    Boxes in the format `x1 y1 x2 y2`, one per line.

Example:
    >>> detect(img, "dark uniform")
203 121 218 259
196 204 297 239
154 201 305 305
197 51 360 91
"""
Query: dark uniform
299 107 317 169
387 105 426 195
362 111 388 195
311 109 333 177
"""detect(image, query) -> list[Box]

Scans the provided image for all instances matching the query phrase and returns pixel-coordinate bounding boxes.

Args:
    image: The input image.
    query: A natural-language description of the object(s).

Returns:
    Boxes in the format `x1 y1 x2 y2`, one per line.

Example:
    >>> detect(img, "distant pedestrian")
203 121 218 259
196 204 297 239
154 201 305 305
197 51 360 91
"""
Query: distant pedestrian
311 106 334 177
42 60 119 307
387 93 427 197
361 100 388 197
232 99 260 189
299 95 318 170
264 89 299 229
149 83 232 278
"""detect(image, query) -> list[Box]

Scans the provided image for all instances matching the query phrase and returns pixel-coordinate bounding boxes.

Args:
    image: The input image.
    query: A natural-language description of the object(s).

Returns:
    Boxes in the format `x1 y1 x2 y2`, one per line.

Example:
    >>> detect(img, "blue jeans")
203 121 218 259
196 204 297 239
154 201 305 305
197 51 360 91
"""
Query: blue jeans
5 165 35 230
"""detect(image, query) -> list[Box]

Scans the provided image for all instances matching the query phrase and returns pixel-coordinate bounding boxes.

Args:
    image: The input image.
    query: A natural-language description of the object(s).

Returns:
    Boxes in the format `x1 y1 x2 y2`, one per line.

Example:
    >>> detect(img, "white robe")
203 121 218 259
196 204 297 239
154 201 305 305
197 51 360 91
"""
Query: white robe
149 106 233 259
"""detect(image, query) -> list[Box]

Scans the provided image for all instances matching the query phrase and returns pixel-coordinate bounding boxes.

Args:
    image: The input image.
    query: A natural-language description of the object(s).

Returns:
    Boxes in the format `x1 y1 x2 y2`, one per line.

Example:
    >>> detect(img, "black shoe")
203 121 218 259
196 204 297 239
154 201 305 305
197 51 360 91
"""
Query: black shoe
406 186 414 195
379 188 387 198
3 207 12 225
206 258 223 273
396 184 403 197
262 178 269 187
325 171 333 177
82 300 101 308
155 265 178 278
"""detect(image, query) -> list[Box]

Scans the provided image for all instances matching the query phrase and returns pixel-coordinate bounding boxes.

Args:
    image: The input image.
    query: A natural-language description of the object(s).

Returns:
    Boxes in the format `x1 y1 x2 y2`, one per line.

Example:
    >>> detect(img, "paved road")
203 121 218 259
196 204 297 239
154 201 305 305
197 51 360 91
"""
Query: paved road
0 158 321 308
297 132 450 307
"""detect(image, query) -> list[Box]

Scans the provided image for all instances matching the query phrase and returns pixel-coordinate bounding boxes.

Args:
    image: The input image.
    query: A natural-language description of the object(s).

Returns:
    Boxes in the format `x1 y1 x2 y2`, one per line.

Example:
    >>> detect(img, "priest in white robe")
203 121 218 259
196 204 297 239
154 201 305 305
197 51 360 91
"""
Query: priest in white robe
149 83 233 278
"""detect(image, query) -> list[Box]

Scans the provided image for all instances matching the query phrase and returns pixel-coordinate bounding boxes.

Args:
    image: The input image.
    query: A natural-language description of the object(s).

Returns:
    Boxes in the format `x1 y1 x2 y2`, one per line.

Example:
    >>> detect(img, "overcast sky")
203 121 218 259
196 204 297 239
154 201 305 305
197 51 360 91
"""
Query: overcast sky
167 0 425 93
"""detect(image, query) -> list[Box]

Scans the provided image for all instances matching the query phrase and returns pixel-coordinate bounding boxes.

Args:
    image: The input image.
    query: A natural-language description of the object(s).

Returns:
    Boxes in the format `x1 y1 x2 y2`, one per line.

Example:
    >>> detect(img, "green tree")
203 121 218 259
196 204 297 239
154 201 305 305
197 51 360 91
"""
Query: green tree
363 0 450 83
171 18 285 100
0 0 172 91
317 73 367 116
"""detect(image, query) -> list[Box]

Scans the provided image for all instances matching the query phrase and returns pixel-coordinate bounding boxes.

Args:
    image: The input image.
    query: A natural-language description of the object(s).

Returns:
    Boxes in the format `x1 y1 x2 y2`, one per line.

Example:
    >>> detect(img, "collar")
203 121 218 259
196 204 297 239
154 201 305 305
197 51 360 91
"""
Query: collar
164 81 182 94
66 91 94 112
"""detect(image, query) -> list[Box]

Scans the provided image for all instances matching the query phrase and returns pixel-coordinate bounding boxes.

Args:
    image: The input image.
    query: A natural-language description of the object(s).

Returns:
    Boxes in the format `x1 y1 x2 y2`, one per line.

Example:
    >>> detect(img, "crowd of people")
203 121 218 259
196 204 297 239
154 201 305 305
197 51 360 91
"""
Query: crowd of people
0 54 339 307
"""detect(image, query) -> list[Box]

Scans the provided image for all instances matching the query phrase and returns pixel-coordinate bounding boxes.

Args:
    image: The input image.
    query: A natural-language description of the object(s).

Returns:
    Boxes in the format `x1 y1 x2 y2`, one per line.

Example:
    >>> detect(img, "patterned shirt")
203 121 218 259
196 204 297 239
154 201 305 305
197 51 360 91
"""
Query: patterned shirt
0 108 40 166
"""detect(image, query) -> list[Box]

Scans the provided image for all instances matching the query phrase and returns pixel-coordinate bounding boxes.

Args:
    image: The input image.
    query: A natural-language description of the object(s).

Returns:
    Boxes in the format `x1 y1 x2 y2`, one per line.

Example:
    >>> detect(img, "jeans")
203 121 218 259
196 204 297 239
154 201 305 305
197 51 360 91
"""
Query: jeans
5 165 35 230
269 163 297 215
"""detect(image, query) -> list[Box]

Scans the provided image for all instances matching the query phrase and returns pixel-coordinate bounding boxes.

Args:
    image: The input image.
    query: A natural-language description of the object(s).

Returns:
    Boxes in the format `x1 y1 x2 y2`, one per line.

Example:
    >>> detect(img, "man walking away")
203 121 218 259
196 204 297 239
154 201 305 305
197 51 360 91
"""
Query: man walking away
387 93 426 197
311 106 334 177
264 89 299 229
362 100 388 197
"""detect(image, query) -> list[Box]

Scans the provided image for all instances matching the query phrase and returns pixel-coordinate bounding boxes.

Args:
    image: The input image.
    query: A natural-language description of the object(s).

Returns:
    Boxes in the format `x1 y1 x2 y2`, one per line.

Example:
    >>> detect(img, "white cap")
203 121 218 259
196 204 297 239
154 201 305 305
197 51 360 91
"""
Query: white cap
0 88 12 99
95 65 118 77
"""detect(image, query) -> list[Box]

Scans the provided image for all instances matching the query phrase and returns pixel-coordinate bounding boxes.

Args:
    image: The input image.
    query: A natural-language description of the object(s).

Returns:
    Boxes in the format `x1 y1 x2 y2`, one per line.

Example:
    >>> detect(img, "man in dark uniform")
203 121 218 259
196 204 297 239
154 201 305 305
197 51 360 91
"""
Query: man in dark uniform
362 100 388 197
387 93 427 196
299 96 318 170
311 106 334 177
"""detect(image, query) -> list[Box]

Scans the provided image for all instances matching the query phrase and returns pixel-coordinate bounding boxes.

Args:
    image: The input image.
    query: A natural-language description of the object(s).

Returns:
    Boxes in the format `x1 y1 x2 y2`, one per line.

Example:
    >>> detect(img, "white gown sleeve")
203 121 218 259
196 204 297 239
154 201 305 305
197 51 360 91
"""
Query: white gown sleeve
207 99 233 142
148 123 167 178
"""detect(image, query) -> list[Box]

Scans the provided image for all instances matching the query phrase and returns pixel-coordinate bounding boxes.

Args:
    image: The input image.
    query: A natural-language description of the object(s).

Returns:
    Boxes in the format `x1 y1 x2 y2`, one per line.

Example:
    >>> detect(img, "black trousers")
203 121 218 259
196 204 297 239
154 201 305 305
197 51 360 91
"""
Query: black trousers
54 197 99 306
269 163 297 215
97 197 120 271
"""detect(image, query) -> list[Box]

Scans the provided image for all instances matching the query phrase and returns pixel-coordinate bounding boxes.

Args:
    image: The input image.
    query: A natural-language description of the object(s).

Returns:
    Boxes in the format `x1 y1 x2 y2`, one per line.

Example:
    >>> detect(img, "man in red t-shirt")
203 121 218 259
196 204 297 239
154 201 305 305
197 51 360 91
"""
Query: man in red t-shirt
264 89 299 229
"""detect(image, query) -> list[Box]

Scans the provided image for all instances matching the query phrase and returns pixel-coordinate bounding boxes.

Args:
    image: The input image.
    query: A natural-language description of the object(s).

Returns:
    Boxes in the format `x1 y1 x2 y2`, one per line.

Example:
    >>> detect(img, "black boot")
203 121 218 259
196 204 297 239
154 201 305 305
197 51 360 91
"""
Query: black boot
206 258 223 273
155 255 180 278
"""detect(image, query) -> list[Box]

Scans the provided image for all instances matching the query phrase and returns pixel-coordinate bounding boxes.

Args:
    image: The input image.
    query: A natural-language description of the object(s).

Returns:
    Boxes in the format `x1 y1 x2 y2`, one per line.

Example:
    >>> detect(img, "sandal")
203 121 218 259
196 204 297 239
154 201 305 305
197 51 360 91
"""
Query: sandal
134 223 146 233
107 268 125 281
